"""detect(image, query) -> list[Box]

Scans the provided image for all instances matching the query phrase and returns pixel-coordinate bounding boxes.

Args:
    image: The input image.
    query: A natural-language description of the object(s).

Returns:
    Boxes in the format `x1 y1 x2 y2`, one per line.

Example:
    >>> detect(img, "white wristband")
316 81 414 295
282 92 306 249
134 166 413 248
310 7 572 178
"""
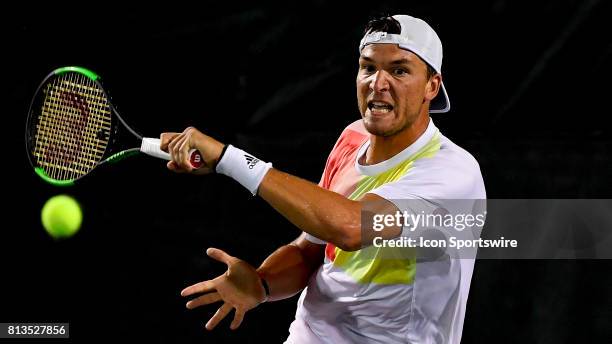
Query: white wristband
215 145 272 195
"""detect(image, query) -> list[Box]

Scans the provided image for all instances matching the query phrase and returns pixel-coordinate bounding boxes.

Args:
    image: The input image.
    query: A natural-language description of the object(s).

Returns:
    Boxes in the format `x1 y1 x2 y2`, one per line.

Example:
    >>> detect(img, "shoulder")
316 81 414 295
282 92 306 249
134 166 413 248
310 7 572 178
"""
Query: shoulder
432 134 482 176
335 119 369 147
372 132 486 200
413 133 486 199
319 120 369 188
327 120 369 164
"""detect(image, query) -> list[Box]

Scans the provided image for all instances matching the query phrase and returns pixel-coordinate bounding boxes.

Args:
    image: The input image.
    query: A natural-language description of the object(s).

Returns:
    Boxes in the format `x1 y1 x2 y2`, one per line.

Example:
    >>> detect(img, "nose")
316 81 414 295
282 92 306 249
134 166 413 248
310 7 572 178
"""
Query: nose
370 70 390 93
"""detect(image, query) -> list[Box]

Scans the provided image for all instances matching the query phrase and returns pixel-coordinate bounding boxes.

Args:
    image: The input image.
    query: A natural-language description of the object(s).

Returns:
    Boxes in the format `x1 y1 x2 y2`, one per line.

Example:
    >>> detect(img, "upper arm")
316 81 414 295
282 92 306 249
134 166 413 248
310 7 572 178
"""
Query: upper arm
359 193 403 243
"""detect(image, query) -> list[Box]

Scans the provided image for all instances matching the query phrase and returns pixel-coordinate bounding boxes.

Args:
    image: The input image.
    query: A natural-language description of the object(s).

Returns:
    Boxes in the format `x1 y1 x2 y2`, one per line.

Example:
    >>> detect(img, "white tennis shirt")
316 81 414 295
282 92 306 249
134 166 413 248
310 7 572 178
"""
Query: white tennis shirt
285 118 486 344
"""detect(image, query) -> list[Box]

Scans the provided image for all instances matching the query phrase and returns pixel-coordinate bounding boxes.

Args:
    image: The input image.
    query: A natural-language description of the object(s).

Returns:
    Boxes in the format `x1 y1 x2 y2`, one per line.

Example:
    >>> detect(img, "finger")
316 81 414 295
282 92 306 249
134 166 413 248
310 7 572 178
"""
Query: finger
170 133 184 159
179 136 194 168
205 303 232 330
167 134 181 161
206 247 234 266
167 160 187 173
181 279 216 297
160 132 180 152
186 292 222 309
183 126 195 134
167 160 177 170
174 135 192 170
170 135 188 168
230 309 246 330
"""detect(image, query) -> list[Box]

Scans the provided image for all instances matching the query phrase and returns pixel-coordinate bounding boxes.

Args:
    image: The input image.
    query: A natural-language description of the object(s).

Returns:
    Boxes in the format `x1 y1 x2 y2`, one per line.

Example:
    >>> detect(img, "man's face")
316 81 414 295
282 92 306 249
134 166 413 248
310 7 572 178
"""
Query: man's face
357 44 436 137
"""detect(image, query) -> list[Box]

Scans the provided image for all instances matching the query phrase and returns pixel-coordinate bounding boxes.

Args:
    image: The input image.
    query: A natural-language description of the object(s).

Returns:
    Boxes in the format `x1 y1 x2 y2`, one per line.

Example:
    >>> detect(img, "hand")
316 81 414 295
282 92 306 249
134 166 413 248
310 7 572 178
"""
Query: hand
181 248 267 330
160 127 225 175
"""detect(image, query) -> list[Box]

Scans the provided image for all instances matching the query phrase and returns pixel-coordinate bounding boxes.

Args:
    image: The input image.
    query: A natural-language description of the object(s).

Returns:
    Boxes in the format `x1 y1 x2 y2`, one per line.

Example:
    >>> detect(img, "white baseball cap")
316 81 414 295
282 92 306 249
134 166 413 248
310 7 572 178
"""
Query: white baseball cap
359 14 450 113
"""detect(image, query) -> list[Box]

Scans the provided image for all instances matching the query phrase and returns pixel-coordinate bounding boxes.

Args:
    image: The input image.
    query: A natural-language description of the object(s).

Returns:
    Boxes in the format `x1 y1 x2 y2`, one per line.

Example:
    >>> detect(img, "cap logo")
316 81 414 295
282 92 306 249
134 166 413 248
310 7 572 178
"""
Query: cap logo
369 31 388 42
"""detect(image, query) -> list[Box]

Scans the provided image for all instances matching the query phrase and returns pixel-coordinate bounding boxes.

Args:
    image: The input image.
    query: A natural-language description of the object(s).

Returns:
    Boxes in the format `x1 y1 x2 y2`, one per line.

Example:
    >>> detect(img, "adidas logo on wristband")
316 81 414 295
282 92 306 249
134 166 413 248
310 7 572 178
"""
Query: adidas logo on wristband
244 154 260 169
217 145 272 195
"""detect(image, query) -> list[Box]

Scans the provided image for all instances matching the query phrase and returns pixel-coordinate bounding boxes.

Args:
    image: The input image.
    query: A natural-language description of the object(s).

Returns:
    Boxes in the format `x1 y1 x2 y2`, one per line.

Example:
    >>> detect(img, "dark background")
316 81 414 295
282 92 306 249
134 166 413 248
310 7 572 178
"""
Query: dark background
3 0 612 342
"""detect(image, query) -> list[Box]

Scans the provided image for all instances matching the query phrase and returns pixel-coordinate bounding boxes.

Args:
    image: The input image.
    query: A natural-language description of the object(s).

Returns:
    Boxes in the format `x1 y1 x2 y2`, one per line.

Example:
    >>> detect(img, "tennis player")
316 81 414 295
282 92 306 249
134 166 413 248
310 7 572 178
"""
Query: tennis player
162 14 486 343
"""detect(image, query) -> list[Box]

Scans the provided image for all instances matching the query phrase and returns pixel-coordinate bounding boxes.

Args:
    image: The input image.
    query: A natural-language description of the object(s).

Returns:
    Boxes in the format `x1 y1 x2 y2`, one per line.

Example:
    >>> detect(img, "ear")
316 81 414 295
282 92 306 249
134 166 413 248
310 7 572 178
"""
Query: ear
424 74 442 102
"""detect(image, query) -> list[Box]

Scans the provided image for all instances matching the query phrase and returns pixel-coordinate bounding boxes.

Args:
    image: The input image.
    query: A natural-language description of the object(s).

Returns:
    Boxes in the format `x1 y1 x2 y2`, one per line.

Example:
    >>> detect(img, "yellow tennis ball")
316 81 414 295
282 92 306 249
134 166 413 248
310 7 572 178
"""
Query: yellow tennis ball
41 195 82 239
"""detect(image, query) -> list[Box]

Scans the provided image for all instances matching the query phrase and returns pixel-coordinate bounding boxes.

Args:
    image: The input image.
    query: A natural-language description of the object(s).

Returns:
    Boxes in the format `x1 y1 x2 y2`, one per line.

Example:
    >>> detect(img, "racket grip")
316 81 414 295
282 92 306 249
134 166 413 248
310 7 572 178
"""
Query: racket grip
140 138 204 169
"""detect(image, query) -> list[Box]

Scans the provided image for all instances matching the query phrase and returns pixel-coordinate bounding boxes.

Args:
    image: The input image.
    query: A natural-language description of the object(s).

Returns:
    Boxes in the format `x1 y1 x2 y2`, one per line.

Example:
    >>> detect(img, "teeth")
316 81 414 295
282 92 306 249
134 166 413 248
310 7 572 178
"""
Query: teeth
369 101 393 111
371 107 391 113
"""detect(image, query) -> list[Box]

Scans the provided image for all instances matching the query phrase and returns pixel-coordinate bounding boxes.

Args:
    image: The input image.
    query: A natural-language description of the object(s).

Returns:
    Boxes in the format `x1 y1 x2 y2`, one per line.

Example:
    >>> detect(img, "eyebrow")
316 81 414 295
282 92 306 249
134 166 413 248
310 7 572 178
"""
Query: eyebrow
359 56 413 65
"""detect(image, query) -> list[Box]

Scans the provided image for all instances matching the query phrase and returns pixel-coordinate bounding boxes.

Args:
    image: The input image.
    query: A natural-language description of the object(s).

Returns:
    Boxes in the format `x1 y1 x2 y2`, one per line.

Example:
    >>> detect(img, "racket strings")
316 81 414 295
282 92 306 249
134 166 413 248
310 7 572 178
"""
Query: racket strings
33 72 112 181
36 73 91 179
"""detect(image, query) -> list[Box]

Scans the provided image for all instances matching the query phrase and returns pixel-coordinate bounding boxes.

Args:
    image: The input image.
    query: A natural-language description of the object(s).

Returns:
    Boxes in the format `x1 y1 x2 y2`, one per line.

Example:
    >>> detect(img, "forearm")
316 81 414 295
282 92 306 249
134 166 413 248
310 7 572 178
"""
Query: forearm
256 243 321 302
171 134 391 250
258 168 362 251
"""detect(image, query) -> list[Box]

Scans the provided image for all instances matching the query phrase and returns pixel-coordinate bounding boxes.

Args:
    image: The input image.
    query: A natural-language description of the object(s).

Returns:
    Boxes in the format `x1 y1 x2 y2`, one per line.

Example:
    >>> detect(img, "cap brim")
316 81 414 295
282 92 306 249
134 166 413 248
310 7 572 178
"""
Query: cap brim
430 81 450 113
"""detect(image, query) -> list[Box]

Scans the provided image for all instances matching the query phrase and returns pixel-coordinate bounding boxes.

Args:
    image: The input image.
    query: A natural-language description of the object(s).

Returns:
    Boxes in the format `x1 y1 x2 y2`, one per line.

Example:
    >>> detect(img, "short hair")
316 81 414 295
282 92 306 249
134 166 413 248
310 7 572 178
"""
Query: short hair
363 16 437 80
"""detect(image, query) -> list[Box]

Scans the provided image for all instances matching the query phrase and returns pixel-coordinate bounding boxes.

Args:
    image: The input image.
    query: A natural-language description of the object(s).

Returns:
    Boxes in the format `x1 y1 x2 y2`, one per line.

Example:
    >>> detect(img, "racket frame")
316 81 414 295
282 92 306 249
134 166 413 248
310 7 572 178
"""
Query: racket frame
26 66 144 186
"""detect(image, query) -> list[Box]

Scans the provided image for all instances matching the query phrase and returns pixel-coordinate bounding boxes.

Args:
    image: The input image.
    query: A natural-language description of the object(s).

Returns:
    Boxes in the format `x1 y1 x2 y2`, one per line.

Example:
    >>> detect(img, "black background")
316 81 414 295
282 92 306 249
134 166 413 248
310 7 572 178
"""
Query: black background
3 0 612 342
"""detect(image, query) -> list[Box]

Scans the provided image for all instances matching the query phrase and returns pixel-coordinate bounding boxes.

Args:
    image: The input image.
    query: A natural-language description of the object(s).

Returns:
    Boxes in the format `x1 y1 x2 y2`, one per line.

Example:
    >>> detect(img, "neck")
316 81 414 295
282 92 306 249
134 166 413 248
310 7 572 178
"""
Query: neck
364 114 430 165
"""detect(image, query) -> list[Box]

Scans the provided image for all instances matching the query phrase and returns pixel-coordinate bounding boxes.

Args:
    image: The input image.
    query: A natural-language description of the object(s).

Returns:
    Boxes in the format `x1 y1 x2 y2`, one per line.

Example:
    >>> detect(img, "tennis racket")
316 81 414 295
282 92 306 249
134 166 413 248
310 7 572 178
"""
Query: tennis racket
26 66 203 186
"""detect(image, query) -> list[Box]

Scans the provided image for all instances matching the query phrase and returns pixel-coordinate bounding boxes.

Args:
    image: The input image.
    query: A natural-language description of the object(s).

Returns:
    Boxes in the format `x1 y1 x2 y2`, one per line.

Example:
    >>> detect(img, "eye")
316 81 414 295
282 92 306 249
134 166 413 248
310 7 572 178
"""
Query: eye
361 64 376 74
393 68 408 76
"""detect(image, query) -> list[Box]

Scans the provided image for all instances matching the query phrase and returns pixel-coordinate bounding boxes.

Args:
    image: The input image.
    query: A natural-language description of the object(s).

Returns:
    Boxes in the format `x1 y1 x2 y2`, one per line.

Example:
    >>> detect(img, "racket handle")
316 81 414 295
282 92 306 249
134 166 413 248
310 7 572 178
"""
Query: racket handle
140 138 204 169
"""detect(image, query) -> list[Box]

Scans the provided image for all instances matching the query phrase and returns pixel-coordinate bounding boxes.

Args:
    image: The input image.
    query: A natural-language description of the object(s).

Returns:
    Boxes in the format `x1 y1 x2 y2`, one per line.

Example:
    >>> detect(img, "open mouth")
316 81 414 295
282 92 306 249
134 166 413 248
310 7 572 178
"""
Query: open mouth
368 101 394 113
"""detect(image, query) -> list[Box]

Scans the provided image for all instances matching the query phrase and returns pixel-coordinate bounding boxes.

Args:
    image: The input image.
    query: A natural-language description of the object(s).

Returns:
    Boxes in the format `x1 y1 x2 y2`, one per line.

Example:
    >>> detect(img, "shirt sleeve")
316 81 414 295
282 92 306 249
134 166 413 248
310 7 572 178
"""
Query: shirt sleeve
303 232 327 245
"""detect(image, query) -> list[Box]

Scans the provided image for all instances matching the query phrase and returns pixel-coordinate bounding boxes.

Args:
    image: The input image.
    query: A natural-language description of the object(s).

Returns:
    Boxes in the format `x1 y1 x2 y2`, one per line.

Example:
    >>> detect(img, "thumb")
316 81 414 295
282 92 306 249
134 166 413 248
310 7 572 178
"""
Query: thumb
207 247 234 266
167 160 188 173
